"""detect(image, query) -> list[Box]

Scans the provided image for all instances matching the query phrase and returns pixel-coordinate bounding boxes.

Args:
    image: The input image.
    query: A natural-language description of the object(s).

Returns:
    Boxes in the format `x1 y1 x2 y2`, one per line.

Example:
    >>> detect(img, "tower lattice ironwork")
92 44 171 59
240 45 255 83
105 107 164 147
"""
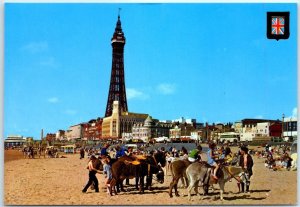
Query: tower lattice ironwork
105 14 128 117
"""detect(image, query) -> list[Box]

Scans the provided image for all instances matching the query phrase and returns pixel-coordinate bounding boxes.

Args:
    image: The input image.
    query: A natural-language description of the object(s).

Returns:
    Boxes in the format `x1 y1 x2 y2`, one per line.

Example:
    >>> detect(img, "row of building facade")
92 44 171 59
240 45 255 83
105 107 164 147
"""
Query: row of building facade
5 112 298 147
4 135 34 148
38 101 297 144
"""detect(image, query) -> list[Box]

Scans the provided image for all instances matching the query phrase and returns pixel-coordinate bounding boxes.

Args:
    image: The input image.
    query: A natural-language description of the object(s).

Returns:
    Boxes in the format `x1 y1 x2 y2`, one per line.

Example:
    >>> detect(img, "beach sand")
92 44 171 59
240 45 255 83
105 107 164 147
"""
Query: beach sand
4 149 25 162
4 147 297 205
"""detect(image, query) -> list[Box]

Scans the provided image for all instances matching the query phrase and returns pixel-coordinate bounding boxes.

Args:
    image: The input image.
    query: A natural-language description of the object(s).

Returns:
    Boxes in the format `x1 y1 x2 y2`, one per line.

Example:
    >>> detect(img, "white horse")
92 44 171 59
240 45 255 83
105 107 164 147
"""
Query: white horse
186 162 245 201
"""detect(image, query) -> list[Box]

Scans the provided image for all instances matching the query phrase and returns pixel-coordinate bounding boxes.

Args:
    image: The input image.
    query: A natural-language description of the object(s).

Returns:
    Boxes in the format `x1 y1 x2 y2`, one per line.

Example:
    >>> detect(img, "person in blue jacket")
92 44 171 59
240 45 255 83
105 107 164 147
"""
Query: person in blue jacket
100 143 110 158
115 145 127 159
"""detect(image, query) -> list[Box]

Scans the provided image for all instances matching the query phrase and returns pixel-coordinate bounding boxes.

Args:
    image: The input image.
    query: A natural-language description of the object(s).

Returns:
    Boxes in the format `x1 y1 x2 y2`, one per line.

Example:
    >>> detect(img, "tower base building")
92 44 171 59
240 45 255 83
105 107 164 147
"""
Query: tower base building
102 101 148 139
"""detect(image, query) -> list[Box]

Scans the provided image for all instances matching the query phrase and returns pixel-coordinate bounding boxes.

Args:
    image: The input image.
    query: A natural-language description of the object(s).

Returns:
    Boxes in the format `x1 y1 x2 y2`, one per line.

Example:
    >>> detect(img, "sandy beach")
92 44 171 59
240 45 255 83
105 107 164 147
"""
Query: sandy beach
4 148 297 205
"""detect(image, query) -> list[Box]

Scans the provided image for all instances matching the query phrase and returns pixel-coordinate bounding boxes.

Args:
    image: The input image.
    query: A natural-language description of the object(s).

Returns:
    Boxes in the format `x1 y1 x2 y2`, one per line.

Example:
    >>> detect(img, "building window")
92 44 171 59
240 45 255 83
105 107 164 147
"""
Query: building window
112 121 116 133
292 122 297 131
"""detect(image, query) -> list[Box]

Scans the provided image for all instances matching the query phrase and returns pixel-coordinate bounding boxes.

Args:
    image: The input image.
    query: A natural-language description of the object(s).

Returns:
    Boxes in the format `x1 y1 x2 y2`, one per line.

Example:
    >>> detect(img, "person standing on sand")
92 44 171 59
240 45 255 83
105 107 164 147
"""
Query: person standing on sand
30 146 34 159
82 155 101 193
238 146 254 193
80 148 85 159
103 157 114 195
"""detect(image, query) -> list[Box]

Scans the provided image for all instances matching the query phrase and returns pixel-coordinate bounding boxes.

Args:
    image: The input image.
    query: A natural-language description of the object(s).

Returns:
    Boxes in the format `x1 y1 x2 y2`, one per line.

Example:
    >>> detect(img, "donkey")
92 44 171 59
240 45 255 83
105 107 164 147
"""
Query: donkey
169 159 191 197
186 162 245 201
111 152 166 194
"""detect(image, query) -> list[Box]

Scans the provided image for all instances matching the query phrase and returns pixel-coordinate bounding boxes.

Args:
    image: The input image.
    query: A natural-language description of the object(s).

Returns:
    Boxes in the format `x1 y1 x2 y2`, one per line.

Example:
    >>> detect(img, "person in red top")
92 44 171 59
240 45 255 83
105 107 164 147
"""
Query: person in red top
238 146 254 193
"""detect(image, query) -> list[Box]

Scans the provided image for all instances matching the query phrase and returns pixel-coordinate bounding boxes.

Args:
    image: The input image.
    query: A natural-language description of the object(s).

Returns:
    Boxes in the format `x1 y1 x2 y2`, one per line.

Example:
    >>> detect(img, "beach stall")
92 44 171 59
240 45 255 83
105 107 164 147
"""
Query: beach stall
61 145 75 154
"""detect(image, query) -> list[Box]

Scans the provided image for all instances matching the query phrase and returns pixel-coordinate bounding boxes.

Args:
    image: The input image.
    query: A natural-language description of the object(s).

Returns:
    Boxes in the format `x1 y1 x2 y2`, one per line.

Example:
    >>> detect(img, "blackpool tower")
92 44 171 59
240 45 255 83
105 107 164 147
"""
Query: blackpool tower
104 14 128 117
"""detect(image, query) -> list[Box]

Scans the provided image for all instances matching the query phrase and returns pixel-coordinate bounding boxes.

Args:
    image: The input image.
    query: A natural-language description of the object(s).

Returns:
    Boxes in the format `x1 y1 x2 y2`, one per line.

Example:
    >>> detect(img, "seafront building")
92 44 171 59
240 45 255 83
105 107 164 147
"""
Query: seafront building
283 117 298 141
169 123 195 141
66 124 84 141
172 117 196 125
227 119 284 142
55 130 66 141
131 116 172 142
102 101 148 139
4 135 26 148
82 118 103 141
45 133 56 143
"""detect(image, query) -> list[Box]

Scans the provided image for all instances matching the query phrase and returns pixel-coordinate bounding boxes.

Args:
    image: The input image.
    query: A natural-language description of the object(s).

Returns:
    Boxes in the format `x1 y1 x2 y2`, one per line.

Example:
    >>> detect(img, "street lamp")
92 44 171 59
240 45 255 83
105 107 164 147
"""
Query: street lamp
282 113 285 139
290 117 293 141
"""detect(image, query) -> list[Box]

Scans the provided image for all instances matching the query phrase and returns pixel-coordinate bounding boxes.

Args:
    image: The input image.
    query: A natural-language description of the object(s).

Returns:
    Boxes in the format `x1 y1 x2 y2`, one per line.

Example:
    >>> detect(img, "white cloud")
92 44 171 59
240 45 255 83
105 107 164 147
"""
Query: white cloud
23 129 29 133
255 115 263 119
292 107 297 118
157 83 176 95
18 129 29 133
64 109 77 115
48 97 59 103
285 107 297 119
127 88 149 100
39 57 59 68
21 41 48 53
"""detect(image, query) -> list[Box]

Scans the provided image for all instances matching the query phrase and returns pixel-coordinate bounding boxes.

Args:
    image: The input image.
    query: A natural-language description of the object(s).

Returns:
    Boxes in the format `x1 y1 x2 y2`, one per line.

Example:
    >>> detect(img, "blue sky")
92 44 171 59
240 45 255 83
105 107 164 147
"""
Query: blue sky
4 3 298 139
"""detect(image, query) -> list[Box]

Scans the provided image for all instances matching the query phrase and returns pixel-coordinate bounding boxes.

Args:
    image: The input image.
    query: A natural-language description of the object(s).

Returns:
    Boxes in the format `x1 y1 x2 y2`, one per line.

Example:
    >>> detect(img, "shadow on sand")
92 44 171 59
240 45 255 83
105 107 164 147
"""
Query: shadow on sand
117 186 169 195
224 194 267 201
181 190 269 201
250 189 271 193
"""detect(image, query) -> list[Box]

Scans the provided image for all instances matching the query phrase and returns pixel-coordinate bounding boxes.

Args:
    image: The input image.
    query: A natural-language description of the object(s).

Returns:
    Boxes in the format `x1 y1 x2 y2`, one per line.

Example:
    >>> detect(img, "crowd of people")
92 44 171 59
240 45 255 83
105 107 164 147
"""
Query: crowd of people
81 141 257 195
81 143 152 195
22 146 49 159
258 144 294 171
21 146 67 159
22 146 35 159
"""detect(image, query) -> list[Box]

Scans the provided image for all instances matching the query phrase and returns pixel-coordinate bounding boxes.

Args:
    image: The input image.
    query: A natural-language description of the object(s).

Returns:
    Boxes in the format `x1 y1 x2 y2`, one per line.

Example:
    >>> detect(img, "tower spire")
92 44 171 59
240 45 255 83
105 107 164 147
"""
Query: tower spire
118 8 121 18
105 12 127 117
115 9 123 33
